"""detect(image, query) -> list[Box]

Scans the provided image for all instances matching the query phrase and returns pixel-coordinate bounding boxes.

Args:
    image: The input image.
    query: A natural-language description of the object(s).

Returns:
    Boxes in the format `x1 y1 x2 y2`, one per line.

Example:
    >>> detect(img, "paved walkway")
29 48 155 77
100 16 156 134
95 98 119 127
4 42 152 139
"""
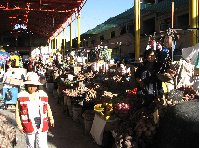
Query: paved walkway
0 90 99 148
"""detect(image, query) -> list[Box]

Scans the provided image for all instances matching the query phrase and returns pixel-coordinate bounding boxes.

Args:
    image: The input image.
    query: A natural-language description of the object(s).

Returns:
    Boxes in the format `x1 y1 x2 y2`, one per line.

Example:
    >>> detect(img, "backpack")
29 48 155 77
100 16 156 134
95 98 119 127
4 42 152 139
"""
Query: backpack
5 89 12 101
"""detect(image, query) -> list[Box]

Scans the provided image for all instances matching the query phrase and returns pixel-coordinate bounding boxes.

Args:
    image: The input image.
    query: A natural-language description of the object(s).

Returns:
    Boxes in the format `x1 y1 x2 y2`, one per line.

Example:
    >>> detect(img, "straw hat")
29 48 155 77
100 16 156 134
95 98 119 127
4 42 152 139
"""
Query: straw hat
23 72 42 85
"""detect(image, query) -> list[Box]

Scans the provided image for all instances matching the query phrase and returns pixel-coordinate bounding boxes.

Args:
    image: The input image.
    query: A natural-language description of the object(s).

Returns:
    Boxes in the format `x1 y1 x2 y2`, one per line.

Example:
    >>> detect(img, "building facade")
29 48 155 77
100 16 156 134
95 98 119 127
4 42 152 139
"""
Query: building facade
78 0 196 59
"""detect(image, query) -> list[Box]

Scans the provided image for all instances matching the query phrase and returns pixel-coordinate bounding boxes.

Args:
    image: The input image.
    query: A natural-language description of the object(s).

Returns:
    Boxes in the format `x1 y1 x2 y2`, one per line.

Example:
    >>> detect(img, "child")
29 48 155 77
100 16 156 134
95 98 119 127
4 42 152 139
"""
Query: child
15 72 54 148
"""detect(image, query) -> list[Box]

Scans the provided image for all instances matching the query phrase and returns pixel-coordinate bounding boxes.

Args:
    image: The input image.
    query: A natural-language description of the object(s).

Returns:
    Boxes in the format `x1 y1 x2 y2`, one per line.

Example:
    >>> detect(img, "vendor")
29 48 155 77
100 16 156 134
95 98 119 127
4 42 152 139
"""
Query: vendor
135 49 163 108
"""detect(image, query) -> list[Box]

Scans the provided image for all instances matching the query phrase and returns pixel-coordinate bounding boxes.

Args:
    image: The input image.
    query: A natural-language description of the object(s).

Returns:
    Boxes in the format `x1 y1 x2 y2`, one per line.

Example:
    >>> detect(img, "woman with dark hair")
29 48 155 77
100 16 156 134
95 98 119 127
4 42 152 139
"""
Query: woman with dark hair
135 49 163 108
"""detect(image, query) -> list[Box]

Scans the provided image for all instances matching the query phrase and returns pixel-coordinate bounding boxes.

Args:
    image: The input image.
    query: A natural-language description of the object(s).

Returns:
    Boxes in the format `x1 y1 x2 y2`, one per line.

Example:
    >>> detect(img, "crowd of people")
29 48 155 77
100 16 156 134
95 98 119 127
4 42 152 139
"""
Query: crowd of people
0 36 198 147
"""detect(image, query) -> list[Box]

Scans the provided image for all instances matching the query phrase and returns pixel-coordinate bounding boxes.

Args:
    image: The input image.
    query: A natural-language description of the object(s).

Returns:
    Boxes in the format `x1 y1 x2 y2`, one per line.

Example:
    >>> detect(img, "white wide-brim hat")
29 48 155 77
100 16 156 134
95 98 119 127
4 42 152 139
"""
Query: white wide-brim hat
23 72 43 85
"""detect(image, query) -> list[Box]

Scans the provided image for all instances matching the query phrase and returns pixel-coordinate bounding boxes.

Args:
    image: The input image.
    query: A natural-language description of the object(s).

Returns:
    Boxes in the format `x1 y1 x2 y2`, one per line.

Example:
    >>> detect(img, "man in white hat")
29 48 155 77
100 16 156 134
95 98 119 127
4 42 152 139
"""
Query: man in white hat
15 72 54 148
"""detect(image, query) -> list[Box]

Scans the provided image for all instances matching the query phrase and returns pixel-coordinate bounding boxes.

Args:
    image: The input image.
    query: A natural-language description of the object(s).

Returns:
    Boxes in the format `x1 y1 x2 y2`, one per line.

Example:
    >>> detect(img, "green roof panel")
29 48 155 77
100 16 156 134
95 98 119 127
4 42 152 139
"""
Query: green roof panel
84 0 188 35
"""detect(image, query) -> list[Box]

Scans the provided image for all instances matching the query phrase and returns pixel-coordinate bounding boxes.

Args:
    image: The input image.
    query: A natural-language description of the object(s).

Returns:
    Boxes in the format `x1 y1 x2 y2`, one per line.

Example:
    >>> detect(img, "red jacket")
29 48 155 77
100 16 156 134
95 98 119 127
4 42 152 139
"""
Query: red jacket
18 96 49 133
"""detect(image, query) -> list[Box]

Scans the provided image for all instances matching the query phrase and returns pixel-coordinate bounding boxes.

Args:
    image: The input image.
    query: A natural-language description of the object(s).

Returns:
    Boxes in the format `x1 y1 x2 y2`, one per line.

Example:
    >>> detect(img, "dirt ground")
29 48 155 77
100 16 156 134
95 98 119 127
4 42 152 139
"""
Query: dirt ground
0 90 99 148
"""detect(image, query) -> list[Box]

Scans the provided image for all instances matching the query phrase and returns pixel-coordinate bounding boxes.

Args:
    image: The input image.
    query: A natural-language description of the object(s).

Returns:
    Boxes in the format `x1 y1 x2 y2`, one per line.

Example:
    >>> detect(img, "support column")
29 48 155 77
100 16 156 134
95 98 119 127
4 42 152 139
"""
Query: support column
51 39 53 54
171 0 174 29
55 37 57 53
171 0 175 62
134 0 140 62
49 40 51 53
58 33 61 53
70 23 73 51
53 38 56 54
77 14 81 50
189 0 199 46
63 29 66 56
51 40 53 54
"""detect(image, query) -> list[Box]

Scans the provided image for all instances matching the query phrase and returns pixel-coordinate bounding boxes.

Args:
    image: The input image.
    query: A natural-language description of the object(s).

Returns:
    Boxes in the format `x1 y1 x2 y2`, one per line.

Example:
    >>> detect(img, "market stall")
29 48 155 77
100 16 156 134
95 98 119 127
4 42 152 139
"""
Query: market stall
2 67 27 109
41 40 199 147
0 51 27 109
0 50 10 109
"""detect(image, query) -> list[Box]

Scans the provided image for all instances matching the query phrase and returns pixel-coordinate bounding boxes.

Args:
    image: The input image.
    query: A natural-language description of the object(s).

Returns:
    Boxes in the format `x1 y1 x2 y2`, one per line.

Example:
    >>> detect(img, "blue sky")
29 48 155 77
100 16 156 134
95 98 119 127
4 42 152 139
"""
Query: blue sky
65 0 133 40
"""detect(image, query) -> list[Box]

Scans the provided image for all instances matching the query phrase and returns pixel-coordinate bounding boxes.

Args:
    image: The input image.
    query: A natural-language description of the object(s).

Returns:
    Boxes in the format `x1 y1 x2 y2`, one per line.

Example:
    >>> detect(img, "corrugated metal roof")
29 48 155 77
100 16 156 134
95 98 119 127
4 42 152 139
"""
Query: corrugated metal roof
142 0 188 13
84 0 188 35
0 0 86 39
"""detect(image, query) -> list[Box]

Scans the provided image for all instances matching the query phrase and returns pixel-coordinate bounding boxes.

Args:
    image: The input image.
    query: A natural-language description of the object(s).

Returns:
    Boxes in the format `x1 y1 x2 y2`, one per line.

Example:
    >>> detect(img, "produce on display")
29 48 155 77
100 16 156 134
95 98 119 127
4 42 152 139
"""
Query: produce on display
40 47 199 148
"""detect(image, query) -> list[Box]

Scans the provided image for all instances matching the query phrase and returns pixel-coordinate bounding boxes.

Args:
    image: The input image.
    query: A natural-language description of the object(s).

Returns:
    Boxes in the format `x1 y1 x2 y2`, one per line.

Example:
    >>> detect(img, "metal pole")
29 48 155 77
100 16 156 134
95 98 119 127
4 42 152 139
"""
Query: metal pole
189 0 198 46
58 33 61 53
70 23 72 51
51 39 53 54
119 42 122 59
53 38 56 54
49 40 51 53
55 37 57 53
171 0 175 62
134 0 140 62
77 14 81 50
63 29 66 56
171 0 174 29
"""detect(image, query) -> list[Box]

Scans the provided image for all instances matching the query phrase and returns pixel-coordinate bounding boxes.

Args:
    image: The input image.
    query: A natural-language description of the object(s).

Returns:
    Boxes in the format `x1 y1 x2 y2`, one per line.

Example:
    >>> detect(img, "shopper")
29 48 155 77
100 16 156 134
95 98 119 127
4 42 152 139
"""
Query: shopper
15 72 54 148
135 49 163 108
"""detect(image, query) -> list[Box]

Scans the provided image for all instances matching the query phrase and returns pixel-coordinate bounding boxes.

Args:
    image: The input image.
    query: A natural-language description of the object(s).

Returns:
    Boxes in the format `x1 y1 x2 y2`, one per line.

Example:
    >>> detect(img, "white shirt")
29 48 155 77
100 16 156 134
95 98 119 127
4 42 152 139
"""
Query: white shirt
26 92 41 128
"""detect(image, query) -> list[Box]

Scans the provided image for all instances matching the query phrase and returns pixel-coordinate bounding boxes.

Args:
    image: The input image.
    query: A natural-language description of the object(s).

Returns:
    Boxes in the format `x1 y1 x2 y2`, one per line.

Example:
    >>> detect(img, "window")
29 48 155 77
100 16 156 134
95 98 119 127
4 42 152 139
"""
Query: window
120 26 127 35
85 41 88 47
111 31 115 38
91 39 95 46
143 18 155 34
177 14 189 29
160 18 170 31
127 24 134 34
100 35 104 41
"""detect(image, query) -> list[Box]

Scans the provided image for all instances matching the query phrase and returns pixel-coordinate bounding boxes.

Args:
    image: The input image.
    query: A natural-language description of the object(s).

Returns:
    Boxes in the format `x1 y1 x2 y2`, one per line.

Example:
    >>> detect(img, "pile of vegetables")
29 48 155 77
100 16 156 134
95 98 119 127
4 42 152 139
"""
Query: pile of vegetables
94 103 113 120
85 88 97 101
178 86 199 101
0 114 16 147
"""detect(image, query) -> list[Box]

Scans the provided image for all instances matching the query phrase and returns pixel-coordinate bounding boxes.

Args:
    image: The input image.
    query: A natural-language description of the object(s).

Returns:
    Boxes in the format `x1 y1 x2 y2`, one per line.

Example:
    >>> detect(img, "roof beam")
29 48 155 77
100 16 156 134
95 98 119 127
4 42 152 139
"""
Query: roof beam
0 7 74 13
0 0 81 13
